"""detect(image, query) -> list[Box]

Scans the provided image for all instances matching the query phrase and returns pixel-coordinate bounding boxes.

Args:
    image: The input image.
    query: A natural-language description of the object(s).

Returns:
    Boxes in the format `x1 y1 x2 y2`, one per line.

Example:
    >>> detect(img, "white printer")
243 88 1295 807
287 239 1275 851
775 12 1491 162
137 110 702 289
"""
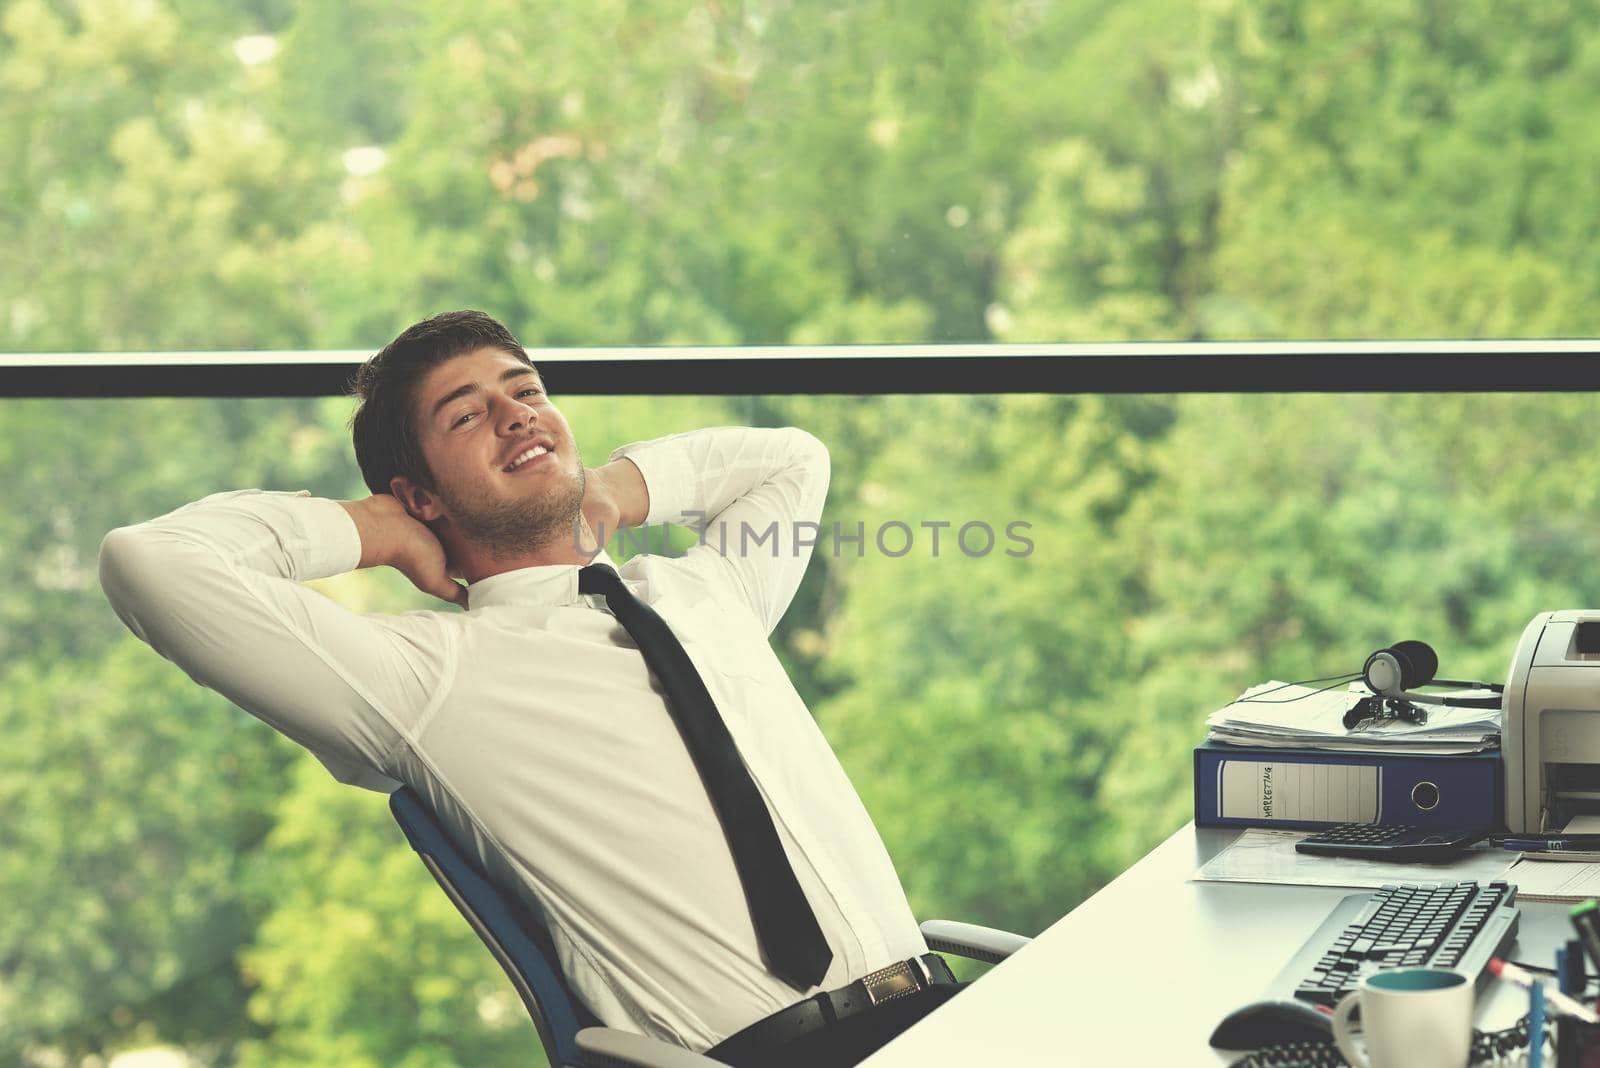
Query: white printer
1504 610 1600 832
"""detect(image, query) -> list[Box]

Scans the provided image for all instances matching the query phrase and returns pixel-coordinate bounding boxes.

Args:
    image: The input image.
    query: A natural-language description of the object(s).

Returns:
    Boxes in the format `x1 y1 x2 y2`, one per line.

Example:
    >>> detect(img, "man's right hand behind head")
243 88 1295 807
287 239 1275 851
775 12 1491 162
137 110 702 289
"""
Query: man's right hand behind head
340 495 469 608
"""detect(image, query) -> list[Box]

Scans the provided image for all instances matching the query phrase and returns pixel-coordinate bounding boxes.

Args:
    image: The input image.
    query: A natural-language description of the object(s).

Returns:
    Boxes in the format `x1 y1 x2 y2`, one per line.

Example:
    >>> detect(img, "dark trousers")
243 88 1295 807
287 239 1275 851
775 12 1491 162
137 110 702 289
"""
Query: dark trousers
707 983 966 1068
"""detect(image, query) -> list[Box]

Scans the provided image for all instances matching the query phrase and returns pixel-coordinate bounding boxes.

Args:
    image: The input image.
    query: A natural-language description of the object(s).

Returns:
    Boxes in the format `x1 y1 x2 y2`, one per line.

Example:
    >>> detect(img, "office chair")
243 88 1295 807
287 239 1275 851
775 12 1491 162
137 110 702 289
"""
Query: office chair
389 785 1030 1068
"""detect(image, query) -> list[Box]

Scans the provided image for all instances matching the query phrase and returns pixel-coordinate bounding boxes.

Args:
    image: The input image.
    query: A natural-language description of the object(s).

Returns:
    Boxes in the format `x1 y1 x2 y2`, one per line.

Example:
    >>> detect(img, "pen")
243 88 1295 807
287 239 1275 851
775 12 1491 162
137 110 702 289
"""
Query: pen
1498 837 1600 852
1529 978 1544 1068
1489 959 1600 1024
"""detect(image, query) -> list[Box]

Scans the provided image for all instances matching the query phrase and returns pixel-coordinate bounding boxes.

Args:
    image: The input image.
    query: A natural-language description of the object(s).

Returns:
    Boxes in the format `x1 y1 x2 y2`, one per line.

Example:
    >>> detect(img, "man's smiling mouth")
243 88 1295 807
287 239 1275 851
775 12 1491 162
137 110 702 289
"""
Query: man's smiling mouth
504 444 553 472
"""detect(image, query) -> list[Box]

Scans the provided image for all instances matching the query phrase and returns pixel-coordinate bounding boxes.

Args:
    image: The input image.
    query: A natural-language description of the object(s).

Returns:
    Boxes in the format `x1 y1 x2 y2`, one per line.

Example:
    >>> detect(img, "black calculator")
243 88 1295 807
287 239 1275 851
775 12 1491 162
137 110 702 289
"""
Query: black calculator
1293 823 1485 861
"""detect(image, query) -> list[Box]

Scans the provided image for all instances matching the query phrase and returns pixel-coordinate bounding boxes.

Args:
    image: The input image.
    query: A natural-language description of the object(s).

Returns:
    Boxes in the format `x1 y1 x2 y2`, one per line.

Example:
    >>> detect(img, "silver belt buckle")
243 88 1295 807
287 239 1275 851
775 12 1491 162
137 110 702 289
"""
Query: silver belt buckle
862 960 922 1006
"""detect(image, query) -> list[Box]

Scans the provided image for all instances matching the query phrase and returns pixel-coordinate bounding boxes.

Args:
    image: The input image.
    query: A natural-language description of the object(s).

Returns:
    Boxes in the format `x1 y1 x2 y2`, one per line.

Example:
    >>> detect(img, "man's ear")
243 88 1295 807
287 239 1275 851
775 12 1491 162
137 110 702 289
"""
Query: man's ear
390 474 445 523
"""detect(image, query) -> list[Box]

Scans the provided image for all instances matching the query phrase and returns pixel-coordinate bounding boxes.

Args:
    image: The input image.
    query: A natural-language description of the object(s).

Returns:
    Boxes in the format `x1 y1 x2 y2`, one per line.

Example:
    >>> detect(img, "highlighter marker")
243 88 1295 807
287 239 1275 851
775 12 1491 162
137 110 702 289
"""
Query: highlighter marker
1570 900 1600 974
1489 959 1600 1023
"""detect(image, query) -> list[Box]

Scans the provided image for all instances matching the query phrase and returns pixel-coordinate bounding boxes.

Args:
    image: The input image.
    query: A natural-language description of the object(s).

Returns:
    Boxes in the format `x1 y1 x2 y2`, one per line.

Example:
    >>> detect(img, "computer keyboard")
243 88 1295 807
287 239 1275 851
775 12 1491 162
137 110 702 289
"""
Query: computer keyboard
1281 881 1520 1007
1294 823 1483 862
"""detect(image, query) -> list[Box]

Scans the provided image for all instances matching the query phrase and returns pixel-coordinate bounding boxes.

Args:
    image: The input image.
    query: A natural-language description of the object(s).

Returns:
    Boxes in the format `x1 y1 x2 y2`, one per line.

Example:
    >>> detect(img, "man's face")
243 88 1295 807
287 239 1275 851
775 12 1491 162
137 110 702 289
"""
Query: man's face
401 347 586 559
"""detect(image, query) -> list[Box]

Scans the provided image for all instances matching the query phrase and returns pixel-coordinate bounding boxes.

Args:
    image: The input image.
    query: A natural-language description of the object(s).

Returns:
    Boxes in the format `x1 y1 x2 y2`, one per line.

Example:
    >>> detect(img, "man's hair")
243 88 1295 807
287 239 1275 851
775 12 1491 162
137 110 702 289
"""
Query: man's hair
349 310 537 496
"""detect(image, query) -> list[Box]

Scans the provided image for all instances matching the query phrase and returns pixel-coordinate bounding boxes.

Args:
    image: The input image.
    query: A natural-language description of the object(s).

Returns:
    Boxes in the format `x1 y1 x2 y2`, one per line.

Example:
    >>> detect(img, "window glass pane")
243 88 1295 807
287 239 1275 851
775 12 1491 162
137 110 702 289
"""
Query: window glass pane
5 2 1595 350
11 389 1600 1063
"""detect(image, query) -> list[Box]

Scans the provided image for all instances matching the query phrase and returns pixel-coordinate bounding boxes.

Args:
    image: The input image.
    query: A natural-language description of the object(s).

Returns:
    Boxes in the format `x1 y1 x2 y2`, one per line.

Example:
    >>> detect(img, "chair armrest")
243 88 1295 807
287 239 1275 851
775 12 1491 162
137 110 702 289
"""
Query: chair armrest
575 1027 731 1068
919 919 1031 964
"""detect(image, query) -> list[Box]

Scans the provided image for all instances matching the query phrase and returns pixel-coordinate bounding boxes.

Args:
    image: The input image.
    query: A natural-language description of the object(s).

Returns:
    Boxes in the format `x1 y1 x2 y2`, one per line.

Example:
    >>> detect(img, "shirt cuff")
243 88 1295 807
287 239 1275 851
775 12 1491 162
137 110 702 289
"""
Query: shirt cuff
299 494 364 579
607 438 696 529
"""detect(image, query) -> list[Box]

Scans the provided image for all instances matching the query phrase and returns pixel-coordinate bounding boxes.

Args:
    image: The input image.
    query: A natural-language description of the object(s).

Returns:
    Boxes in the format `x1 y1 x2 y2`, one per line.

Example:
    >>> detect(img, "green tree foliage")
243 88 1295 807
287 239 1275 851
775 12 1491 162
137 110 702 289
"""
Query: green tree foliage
0 394 367 1068
231 763 542 1068
1211 0 1600 337
0 398 352 669
0 639 297 1065
8 0 1600 1064
812 394 1176 935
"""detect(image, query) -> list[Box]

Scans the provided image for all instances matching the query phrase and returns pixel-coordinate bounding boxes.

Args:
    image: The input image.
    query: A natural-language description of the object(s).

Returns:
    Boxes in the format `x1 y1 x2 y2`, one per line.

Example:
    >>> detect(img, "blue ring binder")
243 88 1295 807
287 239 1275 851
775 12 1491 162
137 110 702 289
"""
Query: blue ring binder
1195 741 1503 831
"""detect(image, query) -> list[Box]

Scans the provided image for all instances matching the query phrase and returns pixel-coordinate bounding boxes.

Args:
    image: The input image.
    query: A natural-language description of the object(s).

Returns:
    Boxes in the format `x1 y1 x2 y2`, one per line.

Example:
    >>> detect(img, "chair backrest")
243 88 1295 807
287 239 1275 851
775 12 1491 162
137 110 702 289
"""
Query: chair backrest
389 785 602 1067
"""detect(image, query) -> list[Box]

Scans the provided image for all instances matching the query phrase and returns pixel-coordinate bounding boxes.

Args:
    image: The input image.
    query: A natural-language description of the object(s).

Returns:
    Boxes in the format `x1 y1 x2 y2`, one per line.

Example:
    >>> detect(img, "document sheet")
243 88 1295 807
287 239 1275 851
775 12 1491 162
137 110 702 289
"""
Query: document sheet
1194 829 1517 889
1503 859 1600 903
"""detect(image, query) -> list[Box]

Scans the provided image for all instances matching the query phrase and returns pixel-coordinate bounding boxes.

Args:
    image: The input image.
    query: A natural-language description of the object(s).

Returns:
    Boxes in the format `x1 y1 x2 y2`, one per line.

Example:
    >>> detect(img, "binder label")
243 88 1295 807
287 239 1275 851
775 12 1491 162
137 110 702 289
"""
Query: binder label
1218 760 1381 822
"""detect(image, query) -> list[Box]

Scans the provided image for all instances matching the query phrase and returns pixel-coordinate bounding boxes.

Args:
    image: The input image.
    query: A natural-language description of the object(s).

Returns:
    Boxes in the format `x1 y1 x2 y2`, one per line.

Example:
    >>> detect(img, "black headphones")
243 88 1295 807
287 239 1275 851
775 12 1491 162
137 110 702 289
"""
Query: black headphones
1361 640 1504 709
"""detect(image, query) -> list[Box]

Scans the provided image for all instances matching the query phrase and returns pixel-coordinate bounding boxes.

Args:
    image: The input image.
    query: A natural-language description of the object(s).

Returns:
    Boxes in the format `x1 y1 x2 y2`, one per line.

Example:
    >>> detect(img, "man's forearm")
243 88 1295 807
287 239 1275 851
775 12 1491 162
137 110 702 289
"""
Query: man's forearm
337 494 467 606
606 427 826 533
598 457 650 528
600 426 829 633
338 495 403 569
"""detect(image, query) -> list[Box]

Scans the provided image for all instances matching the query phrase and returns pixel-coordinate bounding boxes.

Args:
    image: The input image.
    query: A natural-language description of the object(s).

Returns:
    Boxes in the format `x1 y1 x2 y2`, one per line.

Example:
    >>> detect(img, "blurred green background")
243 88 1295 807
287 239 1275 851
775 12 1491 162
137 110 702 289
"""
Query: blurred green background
6 0 1600 1065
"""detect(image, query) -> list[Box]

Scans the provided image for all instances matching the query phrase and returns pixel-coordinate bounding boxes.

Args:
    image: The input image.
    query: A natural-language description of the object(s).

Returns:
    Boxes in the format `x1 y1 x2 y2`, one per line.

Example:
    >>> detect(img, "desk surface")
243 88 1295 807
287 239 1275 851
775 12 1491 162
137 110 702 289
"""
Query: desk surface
864 823 1575 1066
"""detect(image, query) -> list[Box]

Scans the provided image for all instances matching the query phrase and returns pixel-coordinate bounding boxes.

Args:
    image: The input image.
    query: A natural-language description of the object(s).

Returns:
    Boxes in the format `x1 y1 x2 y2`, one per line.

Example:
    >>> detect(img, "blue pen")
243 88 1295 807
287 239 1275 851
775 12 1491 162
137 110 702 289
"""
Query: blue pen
1529 978 1545 1068
1500 838 1600 852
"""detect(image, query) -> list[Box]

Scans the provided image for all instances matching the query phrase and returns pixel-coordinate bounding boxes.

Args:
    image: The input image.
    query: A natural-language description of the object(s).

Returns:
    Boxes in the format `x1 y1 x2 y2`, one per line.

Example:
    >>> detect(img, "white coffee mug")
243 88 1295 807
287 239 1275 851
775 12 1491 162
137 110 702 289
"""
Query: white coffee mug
1331 967 1474 1068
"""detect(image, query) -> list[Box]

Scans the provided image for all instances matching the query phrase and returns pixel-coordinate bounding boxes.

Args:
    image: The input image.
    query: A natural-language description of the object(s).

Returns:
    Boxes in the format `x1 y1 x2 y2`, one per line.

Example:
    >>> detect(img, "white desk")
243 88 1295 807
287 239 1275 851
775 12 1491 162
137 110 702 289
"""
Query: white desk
864 823 1578 1066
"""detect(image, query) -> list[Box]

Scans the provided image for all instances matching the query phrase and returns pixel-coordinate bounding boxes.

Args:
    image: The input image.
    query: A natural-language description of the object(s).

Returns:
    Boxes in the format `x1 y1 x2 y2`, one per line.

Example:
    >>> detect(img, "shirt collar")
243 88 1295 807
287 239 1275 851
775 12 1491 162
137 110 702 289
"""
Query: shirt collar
465 547 619 611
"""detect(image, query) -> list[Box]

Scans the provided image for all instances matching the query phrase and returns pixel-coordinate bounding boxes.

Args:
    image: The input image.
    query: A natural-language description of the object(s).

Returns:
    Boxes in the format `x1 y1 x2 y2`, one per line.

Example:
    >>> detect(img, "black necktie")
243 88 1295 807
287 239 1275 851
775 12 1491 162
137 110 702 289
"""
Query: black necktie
578 562 833 991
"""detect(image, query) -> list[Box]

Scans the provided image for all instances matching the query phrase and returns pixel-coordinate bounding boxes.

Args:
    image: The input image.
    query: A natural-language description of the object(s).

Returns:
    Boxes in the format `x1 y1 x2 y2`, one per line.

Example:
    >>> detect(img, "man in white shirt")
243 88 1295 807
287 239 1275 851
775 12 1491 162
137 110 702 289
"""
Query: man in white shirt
98 310 963 1066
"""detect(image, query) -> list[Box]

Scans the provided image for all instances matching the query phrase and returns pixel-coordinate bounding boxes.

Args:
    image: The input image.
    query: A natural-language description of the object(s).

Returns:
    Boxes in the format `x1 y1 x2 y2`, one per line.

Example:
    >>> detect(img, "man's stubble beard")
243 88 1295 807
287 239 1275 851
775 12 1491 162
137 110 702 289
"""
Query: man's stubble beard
440 460 587 561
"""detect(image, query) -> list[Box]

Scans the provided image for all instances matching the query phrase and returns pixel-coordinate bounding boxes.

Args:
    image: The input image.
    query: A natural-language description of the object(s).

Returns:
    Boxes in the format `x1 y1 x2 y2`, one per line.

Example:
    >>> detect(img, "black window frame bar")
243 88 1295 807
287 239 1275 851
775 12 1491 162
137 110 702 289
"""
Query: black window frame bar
3 341 1600 397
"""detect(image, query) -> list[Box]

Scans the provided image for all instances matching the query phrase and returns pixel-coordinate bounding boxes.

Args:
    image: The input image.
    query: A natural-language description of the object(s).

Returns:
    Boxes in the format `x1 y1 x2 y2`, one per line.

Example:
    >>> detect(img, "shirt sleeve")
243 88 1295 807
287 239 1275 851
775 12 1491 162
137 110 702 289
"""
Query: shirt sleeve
98 489 455 792
608 426 830 635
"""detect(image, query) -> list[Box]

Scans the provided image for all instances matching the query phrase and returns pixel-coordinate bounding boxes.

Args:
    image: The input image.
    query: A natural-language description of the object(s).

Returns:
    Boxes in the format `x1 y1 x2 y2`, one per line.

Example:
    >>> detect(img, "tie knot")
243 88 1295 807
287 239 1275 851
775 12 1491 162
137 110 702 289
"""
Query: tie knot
578 562 625 598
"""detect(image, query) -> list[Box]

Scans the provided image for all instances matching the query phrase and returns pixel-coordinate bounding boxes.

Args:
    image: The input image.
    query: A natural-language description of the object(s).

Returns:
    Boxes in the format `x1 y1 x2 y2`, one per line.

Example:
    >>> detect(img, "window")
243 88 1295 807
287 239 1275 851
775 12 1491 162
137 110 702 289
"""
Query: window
6 2 1597 1065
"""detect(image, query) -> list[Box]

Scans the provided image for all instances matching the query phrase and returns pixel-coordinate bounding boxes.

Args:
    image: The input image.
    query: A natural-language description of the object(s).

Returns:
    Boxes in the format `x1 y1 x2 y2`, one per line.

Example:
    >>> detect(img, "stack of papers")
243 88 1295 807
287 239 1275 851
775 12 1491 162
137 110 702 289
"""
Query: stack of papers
1205 681 1501 754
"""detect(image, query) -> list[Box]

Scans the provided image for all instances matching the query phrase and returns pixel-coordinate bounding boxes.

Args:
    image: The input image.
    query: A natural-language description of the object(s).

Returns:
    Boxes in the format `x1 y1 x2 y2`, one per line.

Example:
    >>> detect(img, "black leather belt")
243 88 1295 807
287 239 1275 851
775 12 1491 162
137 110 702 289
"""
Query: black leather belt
710 953 957 1063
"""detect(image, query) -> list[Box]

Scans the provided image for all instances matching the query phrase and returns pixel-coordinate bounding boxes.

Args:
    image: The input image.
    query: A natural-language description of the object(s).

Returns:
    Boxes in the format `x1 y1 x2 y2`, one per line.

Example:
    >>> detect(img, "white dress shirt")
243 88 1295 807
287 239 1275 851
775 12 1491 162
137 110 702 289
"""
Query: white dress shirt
98 425 927 1052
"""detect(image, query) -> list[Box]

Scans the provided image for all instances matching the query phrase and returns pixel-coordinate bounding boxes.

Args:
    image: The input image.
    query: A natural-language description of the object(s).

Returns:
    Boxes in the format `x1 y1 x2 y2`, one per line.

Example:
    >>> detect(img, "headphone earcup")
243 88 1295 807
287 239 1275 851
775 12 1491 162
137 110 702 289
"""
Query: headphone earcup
1389 640 1438 689
1363 649 1403 694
